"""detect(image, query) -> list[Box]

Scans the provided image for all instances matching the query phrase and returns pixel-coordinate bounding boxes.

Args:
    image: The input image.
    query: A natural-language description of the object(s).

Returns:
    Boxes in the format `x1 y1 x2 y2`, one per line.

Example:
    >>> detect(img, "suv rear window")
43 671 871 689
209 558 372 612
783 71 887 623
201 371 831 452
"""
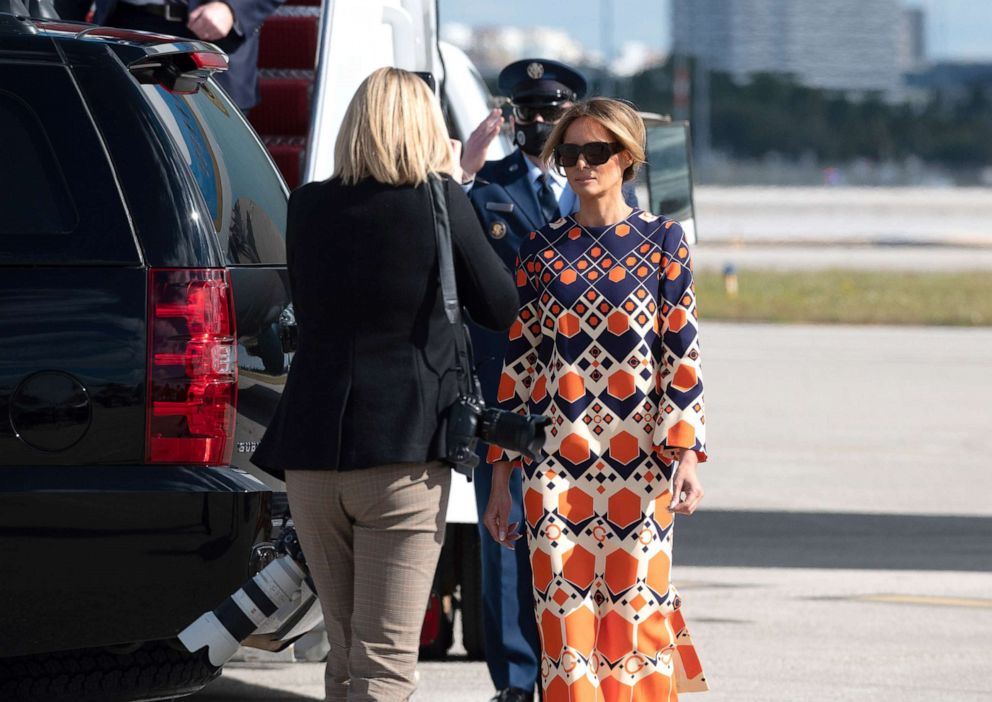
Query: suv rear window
142 83 288 266
0 91 77 235
0 64 137 265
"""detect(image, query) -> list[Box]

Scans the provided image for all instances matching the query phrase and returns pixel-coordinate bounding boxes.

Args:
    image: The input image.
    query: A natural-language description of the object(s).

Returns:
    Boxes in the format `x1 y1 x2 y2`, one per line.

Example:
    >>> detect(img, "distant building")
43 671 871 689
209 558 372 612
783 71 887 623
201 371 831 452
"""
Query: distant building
671 0 903 95
439 23 664 82
611 42 666 77
895 7 927 104
898 7 926 70
441 25 585 77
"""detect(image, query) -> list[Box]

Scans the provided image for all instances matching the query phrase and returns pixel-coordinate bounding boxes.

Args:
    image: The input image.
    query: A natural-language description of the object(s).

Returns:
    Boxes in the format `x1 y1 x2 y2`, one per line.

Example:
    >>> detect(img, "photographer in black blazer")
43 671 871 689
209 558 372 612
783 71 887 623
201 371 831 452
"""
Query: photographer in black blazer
252 67 517 701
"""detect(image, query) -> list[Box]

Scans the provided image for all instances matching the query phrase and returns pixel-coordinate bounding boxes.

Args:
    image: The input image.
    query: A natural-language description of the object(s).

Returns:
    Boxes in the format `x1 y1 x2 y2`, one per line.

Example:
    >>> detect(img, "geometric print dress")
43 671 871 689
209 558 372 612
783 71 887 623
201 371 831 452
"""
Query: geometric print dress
487 209 709 700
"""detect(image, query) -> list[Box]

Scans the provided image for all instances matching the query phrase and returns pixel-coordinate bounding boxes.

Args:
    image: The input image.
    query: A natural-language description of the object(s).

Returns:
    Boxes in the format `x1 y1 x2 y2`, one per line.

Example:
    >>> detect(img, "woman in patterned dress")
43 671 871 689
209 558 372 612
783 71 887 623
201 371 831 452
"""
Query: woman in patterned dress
482 98 709 701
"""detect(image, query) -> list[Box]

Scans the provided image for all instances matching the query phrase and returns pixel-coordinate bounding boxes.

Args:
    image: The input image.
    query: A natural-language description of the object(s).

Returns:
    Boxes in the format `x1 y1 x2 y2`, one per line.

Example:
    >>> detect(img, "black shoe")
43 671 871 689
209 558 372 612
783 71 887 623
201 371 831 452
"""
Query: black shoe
491 688 533 702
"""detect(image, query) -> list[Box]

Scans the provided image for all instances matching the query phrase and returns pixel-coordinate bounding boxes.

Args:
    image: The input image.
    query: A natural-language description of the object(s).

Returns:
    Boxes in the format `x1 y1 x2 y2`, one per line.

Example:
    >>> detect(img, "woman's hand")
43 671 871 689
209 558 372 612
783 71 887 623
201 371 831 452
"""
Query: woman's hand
449 139 465 184
668 449 704 515
482 461 523 549
460 109 504 181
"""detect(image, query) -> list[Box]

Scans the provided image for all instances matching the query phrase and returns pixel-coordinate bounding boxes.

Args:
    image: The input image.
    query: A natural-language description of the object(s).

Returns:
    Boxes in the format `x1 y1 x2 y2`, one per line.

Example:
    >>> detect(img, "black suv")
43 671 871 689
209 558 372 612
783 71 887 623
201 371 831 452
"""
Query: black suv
0 8 297 701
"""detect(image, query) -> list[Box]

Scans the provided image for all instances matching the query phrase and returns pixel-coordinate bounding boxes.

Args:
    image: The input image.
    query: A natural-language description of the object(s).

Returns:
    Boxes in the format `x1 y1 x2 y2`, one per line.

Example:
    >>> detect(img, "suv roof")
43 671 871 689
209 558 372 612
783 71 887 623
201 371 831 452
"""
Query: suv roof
0 10 228 80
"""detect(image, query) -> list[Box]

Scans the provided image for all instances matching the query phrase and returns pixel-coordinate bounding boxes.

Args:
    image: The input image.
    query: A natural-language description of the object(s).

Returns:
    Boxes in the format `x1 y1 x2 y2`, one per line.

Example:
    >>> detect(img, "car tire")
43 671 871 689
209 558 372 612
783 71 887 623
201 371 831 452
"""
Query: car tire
458 526 486 661
0 640 220 702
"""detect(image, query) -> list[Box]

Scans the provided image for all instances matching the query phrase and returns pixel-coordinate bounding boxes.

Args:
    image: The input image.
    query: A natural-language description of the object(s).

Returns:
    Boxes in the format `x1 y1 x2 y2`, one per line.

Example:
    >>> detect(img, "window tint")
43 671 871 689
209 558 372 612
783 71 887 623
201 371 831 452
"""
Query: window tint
0 64 137 265
142 82 288 265
0 91 77 235
645 123 694 223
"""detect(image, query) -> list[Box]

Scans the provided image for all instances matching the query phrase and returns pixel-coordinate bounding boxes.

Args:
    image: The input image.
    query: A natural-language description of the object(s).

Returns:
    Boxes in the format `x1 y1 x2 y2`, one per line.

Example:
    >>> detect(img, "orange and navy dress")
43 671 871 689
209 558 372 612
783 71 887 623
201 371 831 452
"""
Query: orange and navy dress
489 210 709 700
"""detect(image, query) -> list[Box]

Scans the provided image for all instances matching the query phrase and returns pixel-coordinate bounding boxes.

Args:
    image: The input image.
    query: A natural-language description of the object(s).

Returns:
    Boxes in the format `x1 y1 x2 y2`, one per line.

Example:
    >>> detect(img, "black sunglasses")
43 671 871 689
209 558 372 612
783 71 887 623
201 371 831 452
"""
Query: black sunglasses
553 142 624 168
413 71 436 94
513 104 567 123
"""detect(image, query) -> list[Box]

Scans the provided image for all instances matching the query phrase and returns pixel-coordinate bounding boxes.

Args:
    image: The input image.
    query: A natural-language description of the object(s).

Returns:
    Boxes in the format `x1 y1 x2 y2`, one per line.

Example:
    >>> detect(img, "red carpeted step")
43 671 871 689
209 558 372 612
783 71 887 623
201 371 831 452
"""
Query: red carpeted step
264 137 306 189
250 72 312 137
254 2 319 187
258 9 319 70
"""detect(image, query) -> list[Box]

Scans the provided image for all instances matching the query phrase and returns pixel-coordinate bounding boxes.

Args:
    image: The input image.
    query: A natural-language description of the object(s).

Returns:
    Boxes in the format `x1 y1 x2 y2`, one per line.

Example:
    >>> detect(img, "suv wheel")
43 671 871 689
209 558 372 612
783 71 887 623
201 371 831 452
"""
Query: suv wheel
0 640 219 702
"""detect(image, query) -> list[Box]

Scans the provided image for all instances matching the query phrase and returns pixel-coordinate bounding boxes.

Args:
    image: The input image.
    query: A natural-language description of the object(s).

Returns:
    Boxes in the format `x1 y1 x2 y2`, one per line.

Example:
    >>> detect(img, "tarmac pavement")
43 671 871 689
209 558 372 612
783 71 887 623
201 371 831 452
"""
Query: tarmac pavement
693 186 992 246
690 185 992 274
191 322 992 701
694 242 992 272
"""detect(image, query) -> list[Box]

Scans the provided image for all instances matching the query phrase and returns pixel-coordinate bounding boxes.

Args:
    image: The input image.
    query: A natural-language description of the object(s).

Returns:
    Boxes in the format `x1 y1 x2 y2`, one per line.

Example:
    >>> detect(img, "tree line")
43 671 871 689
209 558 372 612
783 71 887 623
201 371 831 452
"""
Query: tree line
594 62 992 168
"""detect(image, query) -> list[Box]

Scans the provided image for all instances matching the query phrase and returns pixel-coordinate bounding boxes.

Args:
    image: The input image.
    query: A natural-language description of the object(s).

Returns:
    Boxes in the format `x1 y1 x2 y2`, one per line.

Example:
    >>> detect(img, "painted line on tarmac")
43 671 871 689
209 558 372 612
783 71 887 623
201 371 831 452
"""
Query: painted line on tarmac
854 594 992 609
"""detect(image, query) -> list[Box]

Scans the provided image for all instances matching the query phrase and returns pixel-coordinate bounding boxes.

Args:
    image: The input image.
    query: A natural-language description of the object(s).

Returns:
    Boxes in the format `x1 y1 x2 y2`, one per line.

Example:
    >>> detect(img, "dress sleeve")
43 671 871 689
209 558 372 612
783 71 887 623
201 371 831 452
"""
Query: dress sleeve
652 220 708 464
486 239 543 467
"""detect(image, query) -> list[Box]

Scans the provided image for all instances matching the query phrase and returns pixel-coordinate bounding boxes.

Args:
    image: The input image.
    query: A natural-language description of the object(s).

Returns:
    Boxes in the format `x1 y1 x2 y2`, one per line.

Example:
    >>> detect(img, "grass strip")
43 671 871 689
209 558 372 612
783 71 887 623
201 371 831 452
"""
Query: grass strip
695 269 992 326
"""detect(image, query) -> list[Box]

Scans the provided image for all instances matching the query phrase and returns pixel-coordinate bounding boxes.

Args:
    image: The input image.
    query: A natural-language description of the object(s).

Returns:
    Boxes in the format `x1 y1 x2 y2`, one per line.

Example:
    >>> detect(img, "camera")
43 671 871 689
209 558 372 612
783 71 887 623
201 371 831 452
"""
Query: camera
178 525 319 667
445 394 551 472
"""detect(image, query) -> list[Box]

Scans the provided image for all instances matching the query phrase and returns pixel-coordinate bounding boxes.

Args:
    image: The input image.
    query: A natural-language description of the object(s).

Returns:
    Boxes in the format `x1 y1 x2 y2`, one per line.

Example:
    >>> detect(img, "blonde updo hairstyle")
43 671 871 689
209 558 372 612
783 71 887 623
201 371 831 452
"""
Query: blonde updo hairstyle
334 67 453 187
540 98 646 183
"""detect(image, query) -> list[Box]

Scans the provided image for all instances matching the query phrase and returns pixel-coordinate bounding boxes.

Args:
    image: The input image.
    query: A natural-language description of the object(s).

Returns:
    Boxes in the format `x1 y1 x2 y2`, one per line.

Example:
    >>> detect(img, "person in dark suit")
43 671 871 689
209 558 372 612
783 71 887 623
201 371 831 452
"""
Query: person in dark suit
54 0 281 110
251 67 517 701
457 58 590 702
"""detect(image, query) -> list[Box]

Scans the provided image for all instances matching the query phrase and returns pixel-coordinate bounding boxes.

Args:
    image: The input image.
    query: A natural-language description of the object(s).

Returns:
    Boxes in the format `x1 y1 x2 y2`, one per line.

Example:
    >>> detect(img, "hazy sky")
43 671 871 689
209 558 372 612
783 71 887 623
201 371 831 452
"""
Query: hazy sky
439 0 992 62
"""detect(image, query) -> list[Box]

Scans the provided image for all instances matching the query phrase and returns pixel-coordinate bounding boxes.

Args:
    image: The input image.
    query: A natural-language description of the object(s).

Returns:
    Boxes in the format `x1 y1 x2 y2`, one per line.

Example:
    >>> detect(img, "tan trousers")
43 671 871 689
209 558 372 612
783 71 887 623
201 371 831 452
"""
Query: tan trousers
286 463 451 702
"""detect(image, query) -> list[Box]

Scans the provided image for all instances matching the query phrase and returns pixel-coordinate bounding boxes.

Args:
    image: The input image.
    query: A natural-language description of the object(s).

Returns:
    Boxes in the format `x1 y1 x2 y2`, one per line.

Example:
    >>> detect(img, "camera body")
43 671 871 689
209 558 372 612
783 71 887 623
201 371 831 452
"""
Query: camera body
445 394 551 473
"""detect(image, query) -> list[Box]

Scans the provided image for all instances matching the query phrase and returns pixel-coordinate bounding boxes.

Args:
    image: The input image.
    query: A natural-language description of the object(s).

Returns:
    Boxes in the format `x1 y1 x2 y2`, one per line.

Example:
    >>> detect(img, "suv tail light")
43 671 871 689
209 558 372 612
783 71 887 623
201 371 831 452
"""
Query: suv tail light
146 269 237 466
127 48 229 94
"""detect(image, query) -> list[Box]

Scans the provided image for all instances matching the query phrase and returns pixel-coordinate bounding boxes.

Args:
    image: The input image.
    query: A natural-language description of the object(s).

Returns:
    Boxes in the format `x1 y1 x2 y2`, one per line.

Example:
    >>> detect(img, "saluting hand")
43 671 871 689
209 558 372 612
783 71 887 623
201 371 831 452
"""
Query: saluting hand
187 1 235 41
449 139 465 184
459 108 503 182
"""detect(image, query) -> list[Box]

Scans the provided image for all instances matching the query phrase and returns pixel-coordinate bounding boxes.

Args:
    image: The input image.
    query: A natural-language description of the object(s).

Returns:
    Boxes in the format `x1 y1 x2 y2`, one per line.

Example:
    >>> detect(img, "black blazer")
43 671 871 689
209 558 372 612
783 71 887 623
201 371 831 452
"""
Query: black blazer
251 176 517 476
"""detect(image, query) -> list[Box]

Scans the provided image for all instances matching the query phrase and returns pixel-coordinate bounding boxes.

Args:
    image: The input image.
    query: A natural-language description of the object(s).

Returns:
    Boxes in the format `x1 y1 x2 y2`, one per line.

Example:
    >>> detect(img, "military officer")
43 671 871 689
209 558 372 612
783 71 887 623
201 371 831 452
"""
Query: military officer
459 58 587 702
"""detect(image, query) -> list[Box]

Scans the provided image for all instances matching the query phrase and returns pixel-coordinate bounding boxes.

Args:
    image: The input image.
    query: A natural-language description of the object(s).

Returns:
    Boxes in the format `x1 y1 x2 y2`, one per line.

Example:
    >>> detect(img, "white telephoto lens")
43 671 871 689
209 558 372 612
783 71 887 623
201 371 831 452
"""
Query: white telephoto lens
178 555 307 667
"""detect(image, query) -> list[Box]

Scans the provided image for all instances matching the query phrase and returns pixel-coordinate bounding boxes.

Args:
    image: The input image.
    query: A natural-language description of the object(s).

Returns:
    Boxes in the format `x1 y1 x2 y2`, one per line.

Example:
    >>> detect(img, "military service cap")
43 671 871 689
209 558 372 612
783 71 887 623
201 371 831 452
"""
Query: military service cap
498 58 588 106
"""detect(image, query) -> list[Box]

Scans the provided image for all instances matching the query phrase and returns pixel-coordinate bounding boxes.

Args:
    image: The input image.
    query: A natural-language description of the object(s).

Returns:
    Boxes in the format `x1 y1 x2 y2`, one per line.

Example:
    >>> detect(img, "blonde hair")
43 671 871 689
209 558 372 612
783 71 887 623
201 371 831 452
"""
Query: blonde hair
334 67 454 186
540 98 646 182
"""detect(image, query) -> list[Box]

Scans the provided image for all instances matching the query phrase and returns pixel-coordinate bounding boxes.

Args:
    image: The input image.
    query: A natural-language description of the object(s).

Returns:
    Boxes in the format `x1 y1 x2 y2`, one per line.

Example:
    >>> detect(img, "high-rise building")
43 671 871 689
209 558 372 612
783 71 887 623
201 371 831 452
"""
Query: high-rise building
898 7 926 70
671 0 903 95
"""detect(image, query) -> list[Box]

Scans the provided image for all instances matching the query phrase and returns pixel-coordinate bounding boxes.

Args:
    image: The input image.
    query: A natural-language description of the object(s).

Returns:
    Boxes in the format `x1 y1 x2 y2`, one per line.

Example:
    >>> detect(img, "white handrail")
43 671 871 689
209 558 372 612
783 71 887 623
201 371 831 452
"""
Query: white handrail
382 4 415 69
303 0 336 183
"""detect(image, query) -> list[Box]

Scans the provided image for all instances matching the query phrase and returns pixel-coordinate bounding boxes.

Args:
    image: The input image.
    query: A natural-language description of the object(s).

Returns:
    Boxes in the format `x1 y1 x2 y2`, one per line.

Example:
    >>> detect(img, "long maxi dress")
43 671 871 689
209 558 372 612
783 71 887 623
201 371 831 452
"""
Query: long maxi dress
488 209 709 700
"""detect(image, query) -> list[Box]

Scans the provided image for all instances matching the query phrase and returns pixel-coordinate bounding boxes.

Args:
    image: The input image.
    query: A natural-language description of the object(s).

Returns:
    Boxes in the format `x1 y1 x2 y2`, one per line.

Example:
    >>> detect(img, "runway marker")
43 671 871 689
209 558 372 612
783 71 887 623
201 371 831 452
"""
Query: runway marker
855 594 992 609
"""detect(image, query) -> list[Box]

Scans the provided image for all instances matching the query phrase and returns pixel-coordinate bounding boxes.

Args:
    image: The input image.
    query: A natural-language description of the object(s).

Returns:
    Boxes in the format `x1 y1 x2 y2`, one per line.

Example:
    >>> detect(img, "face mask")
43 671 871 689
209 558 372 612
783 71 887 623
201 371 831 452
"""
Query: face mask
514 121 555 156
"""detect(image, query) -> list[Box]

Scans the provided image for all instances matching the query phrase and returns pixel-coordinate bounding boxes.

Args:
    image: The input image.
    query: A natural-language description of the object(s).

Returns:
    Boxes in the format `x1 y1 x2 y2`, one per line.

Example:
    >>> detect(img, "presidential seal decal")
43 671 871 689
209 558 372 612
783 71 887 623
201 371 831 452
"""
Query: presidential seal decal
490 221 507 239
527 62 544 79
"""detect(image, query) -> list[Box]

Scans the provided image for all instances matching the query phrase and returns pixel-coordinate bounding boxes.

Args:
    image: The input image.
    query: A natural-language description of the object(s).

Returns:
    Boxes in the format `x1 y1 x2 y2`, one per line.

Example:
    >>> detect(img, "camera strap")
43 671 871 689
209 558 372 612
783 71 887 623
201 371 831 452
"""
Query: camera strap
427 174 480 400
